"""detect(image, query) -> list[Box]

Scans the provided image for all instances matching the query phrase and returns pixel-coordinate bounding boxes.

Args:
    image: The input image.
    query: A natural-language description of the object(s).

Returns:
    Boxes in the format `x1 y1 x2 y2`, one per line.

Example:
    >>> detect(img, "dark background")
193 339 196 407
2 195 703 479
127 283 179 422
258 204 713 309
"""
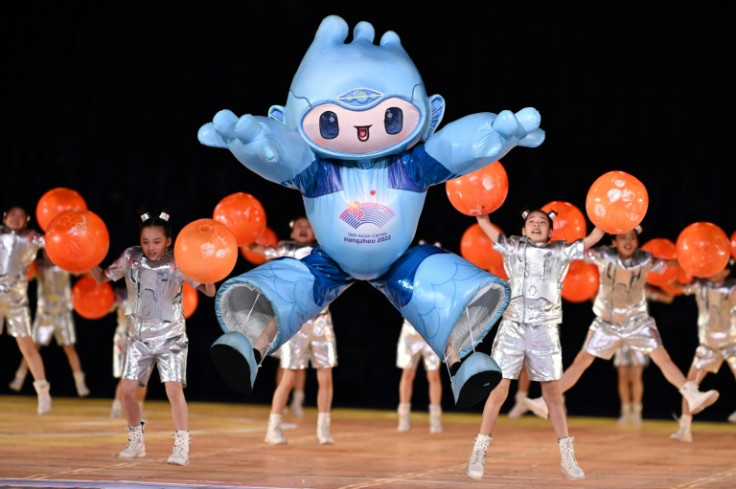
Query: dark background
1 2 734 421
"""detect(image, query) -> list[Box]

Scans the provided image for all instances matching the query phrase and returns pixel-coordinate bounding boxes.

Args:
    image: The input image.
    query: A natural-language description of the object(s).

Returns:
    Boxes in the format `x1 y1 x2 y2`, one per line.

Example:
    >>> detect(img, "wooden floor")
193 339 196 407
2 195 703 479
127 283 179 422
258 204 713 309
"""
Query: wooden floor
0 395 734 489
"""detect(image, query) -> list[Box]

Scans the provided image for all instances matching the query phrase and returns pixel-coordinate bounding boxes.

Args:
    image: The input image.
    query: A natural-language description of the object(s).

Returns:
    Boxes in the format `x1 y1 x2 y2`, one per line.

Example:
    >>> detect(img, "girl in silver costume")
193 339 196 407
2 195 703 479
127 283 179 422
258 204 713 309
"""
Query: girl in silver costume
467 209 605 481
91 211 216 466
525 229 720 434
671 266 736 442
9 249 90 397
1 206 51 414
247 217 339 445
614 285 674 426
396 317 443 433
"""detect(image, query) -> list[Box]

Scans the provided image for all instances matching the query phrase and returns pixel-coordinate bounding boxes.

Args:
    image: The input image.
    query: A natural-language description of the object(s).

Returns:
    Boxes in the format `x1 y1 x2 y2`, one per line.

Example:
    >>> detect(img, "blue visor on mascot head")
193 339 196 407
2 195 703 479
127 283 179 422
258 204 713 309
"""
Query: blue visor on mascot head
268 15 444 161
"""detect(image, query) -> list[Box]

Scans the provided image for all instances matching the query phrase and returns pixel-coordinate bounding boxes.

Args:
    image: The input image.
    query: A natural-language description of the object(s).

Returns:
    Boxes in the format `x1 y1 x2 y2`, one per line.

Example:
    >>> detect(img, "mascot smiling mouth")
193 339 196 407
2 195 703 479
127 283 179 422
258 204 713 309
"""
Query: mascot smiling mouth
356 125 371 141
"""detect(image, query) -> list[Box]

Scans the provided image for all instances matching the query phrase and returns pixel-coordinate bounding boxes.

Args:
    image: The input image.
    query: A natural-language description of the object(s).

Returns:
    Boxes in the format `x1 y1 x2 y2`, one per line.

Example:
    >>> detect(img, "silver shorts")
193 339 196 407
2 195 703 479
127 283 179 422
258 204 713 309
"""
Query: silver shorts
396 323 440 371
32 311 76 346
583 316 662 361
491 319 562 382
0 302 32 338
122 334 188 386
279 312 337 369
691 343 736 374
613 342 650 367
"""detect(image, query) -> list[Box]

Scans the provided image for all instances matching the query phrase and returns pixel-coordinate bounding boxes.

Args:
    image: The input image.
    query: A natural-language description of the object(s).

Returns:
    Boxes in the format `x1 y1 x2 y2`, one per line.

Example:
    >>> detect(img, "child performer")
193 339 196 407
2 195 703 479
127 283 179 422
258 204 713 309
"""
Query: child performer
671 265 736 442
396 317 443 434
1 206 51 414
246 217 338 445
466 209 605 481
9 249 90 397
525 229 720 429
90 211 216 465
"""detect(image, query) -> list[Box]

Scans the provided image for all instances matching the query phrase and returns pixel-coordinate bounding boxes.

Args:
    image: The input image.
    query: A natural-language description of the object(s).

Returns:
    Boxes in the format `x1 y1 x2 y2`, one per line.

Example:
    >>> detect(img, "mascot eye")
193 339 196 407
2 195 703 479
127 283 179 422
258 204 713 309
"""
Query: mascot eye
319 111 339 139
384 107 403 135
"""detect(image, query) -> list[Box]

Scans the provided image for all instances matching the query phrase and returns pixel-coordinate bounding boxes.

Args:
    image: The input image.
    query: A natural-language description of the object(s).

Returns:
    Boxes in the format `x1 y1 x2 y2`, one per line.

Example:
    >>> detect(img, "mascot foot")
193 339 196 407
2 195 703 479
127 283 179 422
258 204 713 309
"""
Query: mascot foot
210 331 259 395
451 352 502 409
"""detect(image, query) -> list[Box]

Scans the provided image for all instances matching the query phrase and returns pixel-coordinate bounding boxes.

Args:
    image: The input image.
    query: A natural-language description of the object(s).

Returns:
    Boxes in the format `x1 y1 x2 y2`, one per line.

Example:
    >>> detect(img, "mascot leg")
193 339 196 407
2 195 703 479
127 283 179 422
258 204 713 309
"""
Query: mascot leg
210 259 327 395
377 245 510 408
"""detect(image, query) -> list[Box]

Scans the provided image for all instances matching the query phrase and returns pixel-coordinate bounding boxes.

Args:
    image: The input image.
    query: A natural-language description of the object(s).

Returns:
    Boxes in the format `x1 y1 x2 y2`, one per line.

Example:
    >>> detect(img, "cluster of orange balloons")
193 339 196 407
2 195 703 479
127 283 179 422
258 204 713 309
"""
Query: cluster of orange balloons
37 187 110 274
174 191 269 284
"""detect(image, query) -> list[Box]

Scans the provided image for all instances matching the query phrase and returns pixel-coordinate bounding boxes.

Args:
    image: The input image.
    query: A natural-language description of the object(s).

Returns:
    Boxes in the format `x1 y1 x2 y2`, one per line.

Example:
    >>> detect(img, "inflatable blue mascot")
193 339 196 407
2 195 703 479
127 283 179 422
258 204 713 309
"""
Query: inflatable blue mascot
198 15 545 408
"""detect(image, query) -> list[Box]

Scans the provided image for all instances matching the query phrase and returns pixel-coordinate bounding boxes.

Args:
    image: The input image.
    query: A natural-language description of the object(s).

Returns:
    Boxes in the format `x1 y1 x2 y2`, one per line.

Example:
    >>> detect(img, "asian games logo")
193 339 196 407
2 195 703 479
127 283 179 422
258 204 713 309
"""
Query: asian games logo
340 202 395 229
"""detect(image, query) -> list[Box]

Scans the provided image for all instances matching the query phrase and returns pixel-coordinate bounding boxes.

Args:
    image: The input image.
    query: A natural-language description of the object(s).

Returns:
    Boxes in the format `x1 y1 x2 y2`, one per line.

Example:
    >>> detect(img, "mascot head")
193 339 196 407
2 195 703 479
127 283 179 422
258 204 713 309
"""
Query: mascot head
268 15 445 161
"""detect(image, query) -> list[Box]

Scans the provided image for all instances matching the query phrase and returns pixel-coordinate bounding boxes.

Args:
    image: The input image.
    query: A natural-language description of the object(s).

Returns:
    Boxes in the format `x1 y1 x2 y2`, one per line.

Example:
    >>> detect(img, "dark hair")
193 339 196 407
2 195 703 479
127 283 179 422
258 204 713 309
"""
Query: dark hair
521 208 555 228
138 209 172 238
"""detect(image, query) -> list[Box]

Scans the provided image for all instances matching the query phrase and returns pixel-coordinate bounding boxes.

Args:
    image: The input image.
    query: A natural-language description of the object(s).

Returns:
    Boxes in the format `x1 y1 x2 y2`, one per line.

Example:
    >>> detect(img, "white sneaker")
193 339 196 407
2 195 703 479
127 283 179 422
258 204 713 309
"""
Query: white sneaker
559 436 585 480
670 415 693 443
397 403 411 432
119 424 146 460
679 381 719 415
110 399 123 418
33 380 51 415
467 434 491 480
508 400 528 419
265 413 287 445
167 431 190 466
616 403 631 425
317 412 334 445
74 371 90 397
728 410 736 423
429 405 442 434
8 369 26 392
524 396 549 419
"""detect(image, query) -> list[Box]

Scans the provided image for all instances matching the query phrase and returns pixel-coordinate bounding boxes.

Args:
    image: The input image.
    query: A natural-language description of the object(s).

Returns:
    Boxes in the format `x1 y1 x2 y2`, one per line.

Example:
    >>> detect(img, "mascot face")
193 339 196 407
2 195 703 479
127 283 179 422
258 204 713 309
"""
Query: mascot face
271 16 437 161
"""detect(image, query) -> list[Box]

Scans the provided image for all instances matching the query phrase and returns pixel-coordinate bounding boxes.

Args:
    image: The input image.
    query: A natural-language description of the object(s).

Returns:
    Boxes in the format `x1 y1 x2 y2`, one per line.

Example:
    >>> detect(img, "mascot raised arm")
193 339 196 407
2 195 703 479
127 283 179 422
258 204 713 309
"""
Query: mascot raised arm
198 15 544 408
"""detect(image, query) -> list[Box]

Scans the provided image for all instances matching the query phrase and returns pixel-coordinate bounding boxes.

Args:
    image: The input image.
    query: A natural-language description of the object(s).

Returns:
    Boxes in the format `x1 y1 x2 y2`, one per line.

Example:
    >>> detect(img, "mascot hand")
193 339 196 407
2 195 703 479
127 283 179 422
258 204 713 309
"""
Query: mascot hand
492 107 545 148
198 110 314 180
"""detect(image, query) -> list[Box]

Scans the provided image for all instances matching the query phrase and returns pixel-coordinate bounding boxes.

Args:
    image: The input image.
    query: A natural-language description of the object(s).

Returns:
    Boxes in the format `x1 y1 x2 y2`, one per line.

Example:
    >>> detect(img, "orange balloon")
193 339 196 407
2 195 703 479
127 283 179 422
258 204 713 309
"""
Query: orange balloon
730 230 736 261
459 223 508 280
541 201 586 243
640 238 679 287
562 260 599 303
45 209 110 273
240 226 279 265
174 218 238 283
676 222 730 278
36 187 87 232
72 276 115 320
213 192 267 247
446 161 508 216
182 282 199 319
585 171 648 234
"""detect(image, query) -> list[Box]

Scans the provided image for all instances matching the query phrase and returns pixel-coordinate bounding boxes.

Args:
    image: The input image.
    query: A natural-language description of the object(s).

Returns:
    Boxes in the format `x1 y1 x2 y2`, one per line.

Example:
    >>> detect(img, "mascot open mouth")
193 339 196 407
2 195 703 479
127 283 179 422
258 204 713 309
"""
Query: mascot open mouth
356 125 371 141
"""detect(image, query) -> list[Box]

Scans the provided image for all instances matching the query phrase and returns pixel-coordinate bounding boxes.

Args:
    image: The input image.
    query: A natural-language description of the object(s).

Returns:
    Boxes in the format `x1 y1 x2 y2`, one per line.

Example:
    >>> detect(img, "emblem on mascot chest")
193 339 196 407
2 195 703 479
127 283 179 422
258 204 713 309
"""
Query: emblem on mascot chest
340 202 395 229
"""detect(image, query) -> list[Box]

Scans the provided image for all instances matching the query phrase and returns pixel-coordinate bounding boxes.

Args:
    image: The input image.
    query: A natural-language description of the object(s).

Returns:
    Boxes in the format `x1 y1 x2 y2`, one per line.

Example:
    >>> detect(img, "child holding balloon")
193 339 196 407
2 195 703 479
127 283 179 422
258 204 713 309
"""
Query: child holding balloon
1 206 52 414
671 266 736 442
466 209 605 481
8 249 90 397
524 228 721 426
90 211 216 465
246 216 339 445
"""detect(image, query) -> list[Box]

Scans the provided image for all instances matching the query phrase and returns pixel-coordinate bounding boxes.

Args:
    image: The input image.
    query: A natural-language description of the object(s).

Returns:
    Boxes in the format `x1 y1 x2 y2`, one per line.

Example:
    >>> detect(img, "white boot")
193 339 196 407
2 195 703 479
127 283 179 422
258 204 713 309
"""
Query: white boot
110 399 123 418
8 365 28 392
317 412 334 444
524 396 549 419
265 413 287 445
429 404 442 434
729 410 736 423
616 402 632 425
73 371 90 397
558 436 585 480
466 433 491 480
33 380 51 415
167 430 190 465
289 389 304 419
397 402 411 432
670 414 693 442
119 424 146 460
508 390 529 418
679 381 719 415
631 403 643 426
